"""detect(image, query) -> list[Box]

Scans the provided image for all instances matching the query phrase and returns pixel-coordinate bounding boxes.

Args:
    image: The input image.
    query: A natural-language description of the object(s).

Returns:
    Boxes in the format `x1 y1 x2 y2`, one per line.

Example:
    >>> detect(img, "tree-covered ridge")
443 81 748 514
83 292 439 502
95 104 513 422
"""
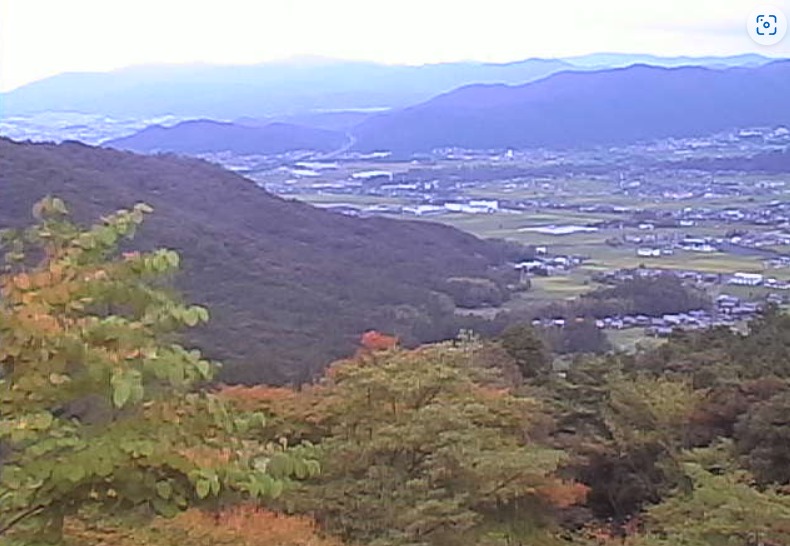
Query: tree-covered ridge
0 138 525 385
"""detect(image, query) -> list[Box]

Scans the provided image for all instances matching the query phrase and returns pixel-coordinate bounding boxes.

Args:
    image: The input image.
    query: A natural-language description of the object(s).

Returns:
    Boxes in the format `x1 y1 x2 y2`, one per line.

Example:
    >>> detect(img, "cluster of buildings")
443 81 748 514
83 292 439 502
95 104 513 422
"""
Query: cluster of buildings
530 295 777 338
402 200 501 216
595 266 790 291
313 199 504 218
0 112 188 145
514 252 587 279
615 229 790 261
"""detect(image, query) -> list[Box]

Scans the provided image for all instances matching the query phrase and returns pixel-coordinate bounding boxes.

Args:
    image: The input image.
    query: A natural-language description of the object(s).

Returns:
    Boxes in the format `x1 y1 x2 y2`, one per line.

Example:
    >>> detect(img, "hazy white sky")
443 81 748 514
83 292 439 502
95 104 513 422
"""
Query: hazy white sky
1 0 789 91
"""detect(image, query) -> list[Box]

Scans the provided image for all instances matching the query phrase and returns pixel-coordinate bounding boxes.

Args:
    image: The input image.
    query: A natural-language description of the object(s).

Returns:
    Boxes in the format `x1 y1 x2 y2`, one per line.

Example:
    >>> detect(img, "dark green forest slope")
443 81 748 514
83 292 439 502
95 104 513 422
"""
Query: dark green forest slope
0 138 520 384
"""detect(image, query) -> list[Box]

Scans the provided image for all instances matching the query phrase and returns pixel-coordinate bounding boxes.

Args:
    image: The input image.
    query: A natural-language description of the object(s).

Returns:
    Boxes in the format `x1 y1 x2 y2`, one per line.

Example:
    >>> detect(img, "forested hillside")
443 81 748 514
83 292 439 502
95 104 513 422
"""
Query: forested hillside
2 204 789 545
0 138 522 384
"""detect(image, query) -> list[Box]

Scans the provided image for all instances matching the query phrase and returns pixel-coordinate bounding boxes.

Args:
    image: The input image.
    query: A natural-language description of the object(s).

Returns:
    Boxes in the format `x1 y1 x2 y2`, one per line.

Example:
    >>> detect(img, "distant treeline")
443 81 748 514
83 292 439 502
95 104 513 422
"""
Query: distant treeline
670 148 790 173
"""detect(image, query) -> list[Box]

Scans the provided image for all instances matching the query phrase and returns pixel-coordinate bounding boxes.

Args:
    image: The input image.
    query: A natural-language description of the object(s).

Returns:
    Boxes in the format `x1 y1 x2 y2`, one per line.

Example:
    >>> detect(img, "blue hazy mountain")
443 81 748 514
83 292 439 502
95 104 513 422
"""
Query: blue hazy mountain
104 119 348 155
351 61 790 154
1 57 572 118
562 52 776 69
2 54 778 119
235 110 374 131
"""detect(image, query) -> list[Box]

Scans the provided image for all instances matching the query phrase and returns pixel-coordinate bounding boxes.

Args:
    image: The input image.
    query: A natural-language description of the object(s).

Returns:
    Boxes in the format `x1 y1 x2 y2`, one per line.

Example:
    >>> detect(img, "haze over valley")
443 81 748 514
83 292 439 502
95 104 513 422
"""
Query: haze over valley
3 52 790 367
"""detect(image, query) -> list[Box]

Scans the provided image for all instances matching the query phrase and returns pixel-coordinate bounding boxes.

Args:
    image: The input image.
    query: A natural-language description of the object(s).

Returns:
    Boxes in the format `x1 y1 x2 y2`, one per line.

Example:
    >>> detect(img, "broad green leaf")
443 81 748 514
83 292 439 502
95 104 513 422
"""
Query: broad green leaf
64 464 85 483
48 373 70 385
165 251 180 268
305 459 321 477
151 497 180 518
51 198 68 214
183 308 200 327
130 383 145 405
210 477 221 496
195 479 211 499
112 378 132 408
168 363 186 386
97 227 117 246
294 459 308 480
196 360 212 379
269 479 284 498
1 466 24 489
95 457 114 477
259 474 274 497
155 481 173 499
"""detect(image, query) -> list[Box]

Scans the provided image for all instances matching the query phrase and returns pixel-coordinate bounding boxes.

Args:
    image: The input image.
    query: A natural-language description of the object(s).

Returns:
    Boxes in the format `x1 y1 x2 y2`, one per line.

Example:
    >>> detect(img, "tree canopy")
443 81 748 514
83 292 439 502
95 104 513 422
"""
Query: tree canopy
3 195 790 546
0 198 315 544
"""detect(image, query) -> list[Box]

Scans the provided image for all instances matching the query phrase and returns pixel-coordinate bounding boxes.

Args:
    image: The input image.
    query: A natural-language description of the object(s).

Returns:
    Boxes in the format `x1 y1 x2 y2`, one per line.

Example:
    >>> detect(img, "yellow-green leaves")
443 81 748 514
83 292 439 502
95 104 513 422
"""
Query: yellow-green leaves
134 202 154 215
111 369 144 409
196 359 212 380
50 197 69 215
637 453 790 545
605 374 701 454
266 452 296 478
195 479 211 499
182 306 209 327
32 196 68 220
0 198 317 544
191 469 221 499
291 344 570 546
155 480 174 500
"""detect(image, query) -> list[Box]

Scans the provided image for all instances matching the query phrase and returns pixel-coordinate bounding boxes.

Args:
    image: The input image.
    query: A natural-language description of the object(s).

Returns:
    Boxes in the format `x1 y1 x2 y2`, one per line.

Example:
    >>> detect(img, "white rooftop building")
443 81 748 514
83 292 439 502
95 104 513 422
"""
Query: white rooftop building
728 272 764 286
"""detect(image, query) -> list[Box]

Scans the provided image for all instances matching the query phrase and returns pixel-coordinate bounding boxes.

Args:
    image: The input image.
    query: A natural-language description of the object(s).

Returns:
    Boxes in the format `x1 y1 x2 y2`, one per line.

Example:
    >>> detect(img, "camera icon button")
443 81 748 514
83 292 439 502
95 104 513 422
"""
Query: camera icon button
748 7 787 45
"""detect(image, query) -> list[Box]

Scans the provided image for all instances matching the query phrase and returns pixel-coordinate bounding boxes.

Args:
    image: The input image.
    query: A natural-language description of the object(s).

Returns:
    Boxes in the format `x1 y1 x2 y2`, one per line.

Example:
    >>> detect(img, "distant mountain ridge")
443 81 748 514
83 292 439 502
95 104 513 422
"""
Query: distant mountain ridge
104 119 348 155
561 52 775 69
351 61 790 154
0 58 572 118
236 110 375 131
2 53 782 118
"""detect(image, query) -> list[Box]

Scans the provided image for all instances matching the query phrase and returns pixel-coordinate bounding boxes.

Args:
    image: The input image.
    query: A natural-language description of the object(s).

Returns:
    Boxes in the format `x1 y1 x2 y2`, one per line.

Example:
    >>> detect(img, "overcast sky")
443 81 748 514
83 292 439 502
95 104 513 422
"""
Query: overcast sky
2 0 789 91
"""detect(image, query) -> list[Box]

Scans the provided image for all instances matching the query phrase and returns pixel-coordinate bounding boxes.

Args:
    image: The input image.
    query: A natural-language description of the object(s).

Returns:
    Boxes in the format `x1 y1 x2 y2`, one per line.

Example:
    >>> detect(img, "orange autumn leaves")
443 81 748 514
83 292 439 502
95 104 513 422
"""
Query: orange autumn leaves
359 330 399 352
137 506 342 546
65 507 342 546
220 331 400 422
220 330 589 518
538 481 590 509
1 264 75 336
165 506 344 546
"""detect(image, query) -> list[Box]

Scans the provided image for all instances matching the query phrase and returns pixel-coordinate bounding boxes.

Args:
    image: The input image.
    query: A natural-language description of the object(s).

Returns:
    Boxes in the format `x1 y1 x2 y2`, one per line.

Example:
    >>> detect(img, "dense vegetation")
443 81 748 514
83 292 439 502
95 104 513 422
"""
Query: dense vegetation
537 274 712 322
585 274 711 317
0 138 523 385
673 147 790 173
3 201 790 545
0 199 316 544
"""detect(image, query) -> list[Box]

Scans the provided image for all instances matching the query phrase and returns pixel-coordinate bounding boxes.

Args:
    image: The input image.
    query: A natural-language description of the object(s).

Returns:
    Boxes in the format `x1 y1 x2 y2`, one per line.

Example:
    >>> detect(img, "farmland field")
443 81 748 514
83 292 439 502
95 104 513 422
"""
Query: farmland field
281 158 789 324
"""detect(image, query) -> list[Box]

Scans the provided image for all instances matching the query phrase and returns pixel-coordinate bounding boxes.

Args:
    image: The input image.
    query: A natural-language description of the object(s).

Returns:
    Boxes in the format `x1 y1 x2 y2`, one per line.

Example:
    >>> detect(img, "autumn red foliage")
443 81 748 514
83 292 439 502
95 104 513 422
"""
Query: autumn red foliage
537 481 590 508
220 385 300 411
359 330 399 351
